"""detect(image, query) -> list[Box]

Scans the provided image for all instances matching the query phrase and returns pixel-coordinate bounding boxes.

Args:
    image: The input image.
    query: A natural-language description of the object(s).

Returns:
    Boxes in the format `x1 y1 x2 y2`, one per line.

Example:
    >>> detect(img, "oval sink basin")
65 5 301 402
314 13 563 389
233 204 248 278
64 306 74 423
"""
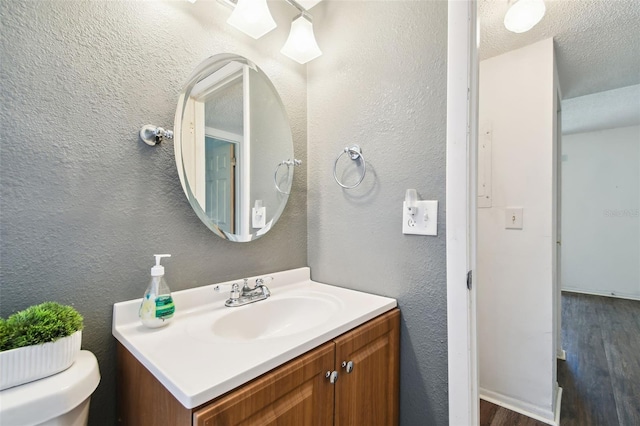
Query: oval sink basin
187 293 342 342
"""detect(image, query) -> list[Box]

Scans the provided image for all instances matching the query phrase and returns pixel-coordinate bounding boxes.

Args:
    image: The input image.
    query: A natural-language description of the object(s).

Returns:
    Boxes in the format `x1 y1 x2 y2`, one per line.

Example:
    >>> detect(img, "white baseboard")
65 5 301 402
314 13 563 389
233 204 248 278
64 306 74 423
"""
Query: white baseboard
561 287 640 301
480 386 562 426
557 349 566 361
554 387 563 426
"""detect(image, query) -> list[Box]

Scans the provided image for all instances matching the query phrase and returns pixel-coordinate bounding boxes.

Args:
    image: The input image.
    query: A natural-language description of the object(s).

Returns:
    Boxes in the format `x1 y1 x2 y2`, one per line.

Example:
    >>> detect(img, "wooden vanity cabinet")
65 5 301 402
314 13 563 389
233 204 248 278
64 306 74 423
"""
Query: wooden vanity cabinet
193 342 335 426
334 309 400 426
117 309 399 426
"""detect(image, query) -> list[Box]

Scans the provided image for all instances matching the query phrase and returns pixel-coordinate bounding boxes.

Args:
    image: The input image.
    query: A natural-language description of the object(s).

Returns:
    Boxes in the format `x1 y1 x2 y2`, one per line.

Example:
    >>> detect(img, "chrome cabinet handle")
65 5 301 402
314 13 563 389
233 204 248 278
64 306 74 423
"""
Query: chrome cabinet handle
325 370 339 383
341 360 354 373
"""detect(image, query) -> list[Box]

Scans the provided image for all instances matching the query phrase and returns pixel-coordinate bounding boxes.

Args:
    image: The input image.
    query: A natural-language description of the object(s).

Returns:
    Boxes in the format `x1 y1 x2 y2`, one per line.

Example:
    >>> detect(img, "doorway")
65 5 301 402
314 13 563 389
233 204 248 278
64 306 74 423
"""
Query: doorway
205 136 237 233
471 0 640 425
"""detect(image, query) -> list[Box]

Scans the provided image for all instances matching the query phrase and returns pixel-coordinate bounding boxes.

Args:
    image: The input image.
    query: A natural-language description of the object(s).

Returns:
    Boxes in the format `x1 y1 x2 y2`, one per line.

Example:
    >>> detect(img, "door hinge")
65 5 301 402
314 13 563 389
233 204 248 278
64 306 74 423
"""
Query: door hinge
466 270 472 290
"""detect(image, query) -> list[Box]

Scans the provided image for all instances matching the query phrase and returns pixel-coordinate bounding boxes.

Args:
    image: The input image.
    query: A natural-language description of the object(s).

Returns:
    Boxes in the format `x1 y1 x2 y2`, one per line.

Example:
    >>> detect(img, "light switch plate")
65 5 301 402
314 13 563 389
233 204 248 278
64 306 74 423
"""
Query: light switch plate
505 207 523 229
403 200 438 236
252 207 266 228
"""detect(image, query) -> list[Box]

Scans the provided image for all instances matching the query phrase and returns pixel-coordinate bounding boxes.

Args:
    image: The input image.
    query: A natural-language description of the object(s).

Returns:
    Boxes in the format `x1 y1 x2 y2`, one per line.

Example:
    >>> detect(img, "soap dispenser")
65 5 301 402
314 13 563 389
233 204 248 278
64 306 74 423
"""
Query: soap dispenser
139 254 175 329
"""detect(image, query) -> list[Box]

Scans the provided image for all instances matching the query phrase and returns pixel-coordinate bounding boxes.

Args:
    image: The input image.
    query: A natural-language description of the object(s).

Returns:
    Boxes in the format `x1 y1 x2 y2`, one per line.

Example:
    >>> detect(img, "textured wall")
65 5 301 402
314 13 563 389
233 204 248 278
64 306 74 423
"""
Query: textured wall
308 2 449 425
0 1 307 423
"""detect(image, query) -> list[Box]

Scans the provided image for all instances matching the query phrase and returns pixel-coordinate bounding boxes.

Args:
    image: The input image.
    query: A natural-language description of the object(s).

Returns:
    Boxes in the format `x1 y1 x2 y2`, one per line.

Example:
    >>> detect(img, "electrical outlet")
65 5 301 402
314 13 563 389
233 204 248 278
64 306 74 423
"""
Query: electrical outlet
402 200 438 236
252 207 266 228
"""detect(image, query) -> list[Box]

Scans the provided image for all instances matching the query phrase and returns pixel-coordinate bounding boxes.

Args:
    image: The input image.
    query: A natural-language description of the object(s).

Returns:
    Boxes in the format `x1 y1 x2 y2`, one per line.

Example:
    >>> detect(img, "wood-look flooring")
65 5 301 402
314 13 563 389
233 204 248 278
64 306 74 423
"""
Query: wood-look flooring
480 292 640 426
480 400 549 426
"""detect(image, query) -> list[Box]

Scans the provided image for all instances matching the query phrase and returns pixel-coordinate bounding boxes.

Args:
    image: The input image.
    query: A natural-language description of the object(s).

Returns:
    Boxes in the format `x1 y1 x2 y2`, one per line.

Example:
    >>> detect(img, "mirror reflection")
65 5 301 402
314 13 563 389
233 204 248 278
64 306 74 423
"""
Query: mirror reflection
175 54 295 242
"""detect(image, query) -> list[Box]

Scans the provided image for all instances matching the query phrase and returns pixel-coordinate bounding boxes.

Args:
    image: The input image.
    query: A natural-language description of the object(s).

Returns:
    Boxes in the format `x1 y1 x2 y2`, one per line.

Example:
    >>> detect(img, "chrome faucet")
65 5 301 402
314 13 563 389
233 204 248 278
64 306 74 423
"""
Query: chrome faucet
217 277 272 307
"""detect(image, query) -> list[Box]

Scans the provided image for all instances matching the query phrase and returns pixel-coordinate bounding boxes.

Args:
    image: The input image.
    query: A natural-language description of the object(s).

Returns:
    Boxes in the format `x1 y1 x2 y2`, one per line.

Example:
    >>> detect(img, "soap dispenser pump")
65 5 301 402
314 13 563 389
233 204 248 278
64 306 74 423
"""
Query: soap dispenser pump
139 254 175 329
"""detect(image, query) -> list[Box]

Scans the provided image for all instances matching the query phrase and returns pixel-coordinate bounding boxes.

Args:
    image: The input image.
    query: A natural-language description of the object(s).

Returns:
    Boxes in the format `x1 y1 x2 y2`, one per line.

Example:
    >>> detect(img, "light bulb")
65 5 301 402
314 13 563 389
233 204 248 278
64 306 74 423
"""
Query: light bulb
504 0 546 33
227 0 277 39
280 14 322 64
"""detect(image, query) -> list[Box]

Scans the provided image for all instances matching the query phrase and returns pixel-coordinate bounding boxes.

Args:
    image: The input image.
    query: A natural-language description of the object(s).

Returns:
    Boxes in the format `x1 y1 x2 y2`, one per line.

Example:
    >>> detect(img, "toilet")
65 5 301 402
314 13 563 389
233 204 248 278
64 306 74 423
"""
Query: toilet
0 350 100 426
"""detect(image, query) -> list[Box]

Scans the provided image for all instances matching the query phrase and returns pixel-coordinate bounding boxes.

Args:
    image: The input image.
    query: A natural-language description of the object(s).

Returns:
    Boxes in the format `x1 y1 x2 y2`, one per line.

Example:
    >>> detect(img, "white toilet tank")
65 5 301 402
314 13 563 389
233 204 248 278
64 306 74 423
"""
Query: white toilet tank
0 350 100 426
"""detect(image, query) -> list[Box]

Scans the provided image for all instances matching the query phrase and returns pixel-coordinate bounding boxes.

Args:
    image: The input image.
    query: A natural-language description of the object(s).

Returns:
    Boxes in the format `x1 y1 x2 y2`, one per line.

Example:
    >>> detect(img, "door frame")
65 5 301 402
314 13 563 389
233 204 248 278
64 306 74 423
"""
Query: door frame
446 1 479 424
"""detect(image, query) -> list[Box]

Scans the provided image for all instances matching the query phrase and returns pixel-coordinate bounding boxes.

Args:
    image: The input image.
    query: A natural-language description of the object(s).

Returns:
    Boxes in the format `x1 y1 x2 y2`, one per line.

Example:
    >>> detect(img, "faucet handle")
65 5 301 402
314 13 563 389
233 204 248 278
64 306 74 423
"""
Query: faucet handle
255 276 273 287
213 283 234 292
241 278 252 292
213 283 241 300
230 283 240 300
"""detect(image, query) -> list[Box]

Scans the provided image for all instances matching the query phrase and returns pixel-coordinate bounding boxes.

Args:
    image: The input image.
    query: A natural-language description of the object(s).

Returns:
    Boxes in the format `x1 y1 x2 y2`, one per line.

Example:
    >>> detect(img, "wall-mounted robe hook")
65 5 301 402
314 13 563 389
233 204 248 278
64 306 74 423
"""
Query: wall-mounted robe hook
139 125 174 146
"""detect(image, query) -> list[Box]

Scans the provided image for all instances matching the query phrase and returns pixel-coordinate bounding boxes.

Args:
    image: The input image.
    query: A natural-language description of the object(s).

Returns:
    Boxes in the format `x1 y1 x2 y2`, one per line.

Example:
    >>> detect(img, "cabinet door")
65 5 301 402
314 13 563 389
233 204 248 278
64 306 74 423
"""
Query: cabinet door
193 342 335 426
117 343 192 425
334 309 400 426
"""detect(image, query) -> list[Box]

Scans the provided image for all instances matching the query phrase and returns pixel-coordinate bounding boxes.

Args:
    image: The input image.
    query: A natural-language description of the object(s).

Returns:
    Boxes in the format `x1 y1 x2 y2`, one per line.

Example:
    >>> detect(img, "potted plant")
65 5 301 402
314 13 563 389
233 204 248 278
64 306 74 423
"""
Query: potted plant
0 302 83 390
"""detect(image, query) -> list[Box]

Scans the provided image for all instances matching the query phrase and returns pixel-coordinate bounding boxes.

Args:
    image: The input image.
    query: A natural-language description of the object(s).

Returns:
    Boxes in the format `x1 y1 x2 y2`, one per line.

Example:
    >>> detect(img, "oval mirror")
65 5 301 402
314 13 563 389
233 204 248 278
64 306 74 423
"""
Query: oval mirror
174 54 296 242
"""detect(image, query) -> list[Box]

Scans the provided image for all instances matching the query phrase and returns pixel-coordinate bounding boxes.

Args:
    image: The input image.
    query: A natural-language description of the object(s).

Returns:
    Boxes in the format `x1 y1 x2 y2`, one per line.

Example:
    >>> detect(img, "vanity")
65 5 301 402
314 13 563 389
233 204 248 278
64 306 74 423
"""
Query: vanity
113 267 399 425
119 54 399 424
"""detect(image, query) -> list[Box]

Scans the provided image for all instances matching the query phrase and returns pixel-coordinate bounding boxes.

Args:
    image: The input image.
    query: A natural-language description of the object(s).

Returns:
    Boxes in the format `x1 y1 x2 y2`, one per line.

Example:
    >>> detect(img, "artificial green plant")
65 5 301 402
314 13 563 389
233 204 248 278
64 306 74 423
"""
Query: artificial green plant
0 302 83 352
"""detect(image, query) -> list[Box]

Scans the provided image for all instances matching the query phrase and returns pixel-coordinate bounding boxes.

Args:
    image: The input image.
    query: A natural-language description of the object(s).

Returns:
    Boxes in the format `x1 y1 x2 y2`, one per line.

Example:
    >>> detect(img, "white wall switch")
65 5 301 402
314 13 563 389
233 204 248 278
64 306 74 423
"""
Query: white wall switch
505 207 523 229
403 200 438 236
252 206 266 228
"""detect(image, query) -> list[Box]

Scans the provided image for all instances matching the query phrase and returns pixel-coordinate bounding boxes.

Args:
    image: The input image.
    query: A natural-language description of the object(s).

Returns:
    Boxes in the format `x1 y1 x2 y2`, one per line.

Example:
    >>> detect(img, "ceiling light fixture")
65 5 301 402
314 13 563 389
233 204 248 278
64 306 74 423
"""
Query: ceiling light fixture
504 0 546 34
215 0 322 64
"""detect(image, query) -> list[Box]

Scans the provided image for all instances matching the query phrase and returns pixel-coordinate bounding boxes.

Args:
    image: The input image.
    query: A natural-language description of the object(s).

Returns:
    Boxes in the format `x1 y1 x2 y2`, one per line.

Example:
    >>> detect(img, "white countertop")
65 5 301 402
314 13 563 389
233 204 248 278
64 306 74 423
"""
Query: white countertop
112 267 397 409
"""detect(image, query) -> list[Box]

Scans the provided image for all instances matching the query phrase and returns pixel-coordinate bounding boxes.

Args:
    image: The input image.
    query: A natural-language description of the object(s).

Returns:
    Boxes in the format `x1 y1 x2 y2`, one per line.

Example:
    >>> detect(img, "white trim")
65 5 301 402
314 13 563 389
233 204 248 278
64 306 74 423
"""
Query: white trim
191 62 243 101
204 126 242 143
555 386 563 425
480 386 563 426
239 65 251 237
562 287 640 302
557 349 566 361
195 100 206 207
446 1 479 425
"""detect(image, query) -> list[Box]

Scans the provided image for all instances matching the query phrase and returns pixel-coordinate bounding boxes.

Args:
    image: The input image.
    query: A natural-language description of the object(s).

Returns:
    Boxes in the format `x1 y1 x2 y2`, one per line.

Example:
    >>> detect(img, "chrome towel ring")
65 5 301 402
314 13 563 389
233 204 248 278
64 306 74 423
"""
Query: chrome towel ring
333 145 366 189
274 159 302 195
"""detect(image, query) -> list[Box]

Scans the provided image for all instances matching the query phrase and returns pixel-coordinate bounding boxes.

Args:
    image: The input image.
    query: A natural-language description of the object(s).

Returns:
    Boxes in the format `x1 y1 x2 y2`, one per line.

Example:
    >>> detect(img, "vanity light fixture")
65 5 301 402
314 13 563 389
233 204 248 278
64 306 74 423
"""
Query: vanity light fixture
216 0 322 64
227 0 277 40
280 13 322 64
504 0 546 33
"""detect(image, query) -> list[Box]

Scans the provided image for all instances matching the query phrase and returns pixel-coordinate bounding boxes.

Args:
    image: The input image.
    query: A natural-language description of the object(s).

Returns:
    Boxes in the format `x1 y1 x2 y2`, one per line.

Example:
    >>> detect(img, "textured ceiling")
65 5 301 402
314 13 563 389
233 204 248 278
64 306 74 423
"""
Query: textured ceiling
479 0 640 100
562 84 640 134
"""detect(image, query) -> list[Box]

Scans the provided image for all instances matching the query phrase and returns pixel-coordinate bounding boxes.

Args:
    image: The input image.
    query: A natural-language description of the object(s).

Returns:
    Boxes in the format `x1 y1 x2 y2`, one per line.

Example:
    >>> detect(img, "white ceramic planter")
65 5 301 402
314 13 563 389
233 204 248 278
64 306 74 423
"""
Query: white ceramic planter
0 330 82 391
